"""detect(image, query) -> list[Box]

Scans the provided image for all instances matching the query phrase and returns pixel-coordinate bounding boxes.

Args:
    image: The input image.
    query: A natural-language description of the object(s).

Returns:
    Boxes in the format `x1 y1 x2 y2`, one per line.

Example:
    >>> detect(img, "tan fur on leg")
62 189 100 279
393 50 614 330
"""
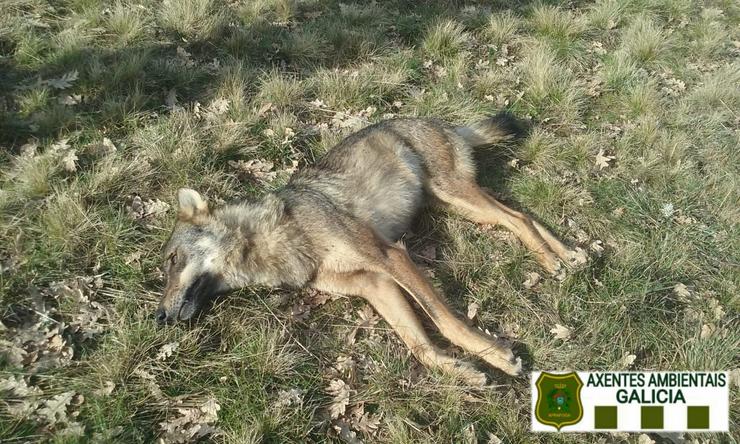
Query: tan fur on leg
431 181 561 273
311 270 488 385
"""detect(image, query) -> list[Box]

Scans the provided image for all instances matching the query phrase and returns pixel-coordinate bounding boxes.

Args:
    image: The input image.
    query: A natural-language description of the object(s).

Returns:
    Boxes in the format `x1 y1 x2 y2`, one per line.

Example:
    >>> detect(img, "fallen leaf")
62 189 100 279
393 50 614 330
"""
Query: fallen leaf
487 433 503 444
700 324 715 339
550 323 572 340
637 434 655 444
621 354 637 367
673 283 691 301
335 355 356 376
62 149 78 172
156 341 179 360
58 422 85 438
206 97 229 117
228 159 277 183
20 140 38 157
274 388 304 407
200 398 220 422
326 379 351 419
37 392 75 425
158 397 221 443
347 305 380 345
523 272 541 289
127 195 171 220
466 302 479 320
347 403 381 435
94 381 115 397
45 71 79 90
0 339 27 367
89 137 117 156
332 419 362 444
675 214 695 225
59 94 82 105
124 251 142 265
595 149 615 170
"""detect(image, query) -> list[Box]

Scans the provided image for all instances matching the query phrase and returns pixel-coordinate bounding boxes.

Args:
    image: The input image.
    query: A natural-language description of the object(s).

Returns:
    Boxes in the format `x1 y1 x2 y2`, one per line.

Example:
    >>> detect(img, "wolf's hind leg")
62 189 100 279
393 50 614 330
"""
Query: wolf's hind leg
371 246 522 376
311 270 488 385
430 180 576 273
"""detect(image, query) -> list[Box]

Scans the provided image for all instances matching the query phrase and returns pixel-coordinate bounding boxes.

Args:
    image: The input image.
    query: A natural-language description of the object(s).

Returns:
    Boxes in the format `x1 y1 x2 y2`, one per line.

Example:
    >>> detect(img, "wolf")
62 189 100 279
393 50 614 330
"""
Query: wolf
156 114 584 384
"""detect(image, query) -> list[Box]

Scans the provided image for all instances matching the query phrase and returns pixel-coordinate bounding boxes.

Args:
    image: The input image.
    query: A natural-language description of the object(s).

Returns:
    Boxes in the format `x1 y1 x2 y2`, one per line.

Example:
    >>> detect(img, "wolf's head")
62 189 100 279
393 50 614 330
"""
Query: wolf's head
156 188 316 325
156 189 235 325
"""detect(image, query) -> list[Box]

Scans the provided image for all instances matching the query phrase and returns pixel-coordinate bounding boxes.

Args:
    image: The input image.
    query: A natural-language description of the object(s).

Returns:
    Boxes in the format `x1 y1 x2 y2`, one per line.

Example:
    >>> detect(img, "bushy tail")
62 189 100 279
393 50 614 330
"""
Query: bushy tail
454 112 528 148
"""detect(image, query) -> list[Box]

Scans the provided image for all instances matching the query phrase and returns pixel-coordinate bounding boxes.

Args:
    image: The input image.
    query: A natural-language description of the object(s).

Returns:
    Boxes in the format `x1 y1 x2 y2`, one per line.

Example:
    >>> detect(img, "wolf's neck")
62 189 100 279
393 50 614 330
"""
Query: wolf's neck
218 195 316 288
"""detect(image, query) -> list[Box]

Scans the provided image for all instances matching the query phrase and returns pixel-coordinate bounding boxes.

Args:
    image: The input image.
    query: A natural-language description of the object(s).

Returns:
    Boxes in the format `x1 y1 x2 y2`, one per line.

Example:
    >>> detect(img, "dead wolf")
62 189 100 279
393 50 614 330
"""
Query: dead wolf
156 114 584 384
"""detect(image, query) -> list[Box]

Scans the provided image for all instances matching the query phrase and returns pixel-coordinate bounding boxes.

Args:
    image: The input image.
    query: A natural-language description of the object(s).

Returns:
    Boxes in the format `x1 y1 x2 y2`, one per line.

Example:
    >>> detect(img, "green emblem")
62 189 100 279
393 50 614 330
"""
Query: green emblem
535 372 584 430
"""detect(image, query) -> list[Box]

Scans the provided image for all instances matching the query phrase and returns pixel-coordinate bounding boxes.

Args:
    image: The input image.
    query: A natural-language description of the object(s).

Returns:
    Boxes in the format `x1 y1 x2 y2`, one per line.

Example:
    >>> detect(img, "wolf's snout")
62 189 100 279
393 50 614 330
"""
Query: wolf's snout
155 307 168 325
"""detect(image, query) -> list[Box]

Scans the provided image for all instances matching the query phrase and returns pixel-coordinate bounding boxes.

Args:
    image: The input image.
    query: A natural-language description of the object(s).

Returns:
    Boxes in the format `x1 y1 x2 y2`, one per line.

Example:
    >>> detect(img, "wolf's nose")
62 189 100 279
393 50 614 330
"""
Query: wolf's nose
155 308 168 325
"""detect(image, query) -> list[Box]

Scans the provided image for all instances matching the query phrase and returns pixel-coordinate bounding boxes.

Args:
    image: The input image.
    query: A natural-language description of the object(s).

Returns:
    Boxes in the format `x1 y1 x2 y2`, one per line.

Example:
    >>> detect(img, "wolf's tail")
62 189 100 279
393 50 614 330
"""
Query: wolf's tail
454 112 528 148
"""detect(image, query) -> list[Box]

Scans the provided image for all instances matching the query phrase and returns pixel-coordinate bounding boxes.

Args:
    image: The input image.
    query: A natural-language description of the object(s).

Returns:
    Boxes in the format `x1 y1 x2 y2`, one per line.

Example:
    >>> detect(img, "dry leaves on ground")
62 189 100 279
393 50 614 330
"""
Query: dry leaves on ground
127 195 171 220
43 71 79 90
156 341 180 360
466 301 479 320
159 398 221 444
550 323 572 340
326 379 352 419
595 149 615 170
523 272 541 289
347 305 381 345
620 353 637 368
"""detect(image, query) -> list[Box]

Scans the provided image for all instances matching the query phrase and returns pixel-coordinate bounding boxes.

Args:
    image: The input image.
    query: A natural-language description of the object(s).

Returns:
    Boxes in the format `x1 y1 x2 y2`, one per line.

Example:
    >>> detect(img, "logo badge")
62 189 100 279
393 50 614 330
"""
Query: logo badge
535 372 584 430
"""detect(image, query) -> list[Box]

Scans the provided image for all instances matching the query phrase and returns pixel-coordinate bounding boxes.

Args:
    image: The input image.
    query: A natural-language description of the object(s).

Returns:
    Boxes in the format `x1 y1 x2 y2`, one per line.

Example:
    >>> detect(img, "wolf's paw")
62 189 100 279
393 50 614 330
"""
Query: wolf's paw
452 361 488 386
502 356 523 377
564 247 589 268
542 254 563 276
553 260 568 281
480 344 523 377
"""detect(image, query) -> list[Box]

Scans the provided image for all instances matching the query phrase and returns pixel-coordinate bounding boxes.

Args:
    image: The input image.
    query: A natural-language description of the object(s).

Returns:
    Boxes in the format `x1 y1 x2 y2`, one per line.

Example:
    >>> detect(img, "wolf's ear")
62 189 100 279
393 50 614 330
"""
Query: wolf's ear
177 188 209 220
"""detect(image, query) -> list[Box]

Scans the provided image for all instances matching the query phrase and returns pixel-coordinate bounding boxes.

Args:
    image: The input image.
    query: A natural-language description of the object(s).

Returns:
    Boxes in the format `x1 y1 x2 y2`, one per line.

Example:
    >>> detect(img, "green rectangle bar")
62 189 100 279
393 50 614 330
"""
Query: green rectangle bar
687 406 709 429
594 406 617 429
641 406 664 429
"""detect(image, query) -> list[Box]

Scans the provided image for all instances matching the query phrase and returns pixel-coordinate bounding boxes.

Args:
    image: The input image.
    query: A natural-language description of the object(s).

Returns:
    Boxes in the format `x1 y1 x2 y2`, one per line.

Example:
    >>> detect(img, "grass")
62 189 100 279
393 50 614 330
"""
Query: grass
1 0 739 442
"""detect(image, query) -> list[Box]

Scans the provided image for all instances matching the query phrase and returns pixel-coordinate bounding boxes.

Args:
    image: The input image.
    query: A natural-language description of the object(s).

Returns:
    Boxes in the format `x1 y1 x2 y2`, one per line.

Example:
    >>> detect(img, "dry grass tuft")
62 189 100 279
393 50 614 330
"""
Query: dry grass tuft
422 19 470 60
158 0 224 39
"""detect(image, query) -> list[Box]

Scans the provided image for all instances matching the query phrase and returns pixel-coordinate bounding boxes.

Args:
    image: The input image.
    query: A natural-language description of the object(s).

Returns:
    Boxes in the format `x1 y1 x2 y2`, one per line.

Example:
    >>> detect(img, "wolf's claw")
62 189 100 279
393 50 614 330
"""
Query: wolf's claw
565 247 588 268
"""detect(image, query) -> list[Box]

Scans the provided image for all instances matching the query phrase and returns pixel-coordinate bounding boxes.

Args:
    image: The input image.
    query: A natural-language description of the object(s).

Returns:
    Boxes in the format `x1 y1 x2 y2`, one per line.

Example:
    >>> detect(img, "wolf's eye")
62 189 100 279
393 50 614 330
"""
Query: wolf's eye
168 252 177 266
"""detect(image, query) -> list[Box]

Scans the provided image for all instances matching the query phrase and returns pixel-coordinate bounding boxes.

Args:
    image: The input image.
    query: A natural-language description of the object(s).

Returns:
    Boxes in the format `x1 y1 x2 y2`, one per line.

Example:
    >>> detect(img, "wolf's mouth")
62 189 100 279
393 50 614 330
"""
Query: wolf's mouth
177 273 217 320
